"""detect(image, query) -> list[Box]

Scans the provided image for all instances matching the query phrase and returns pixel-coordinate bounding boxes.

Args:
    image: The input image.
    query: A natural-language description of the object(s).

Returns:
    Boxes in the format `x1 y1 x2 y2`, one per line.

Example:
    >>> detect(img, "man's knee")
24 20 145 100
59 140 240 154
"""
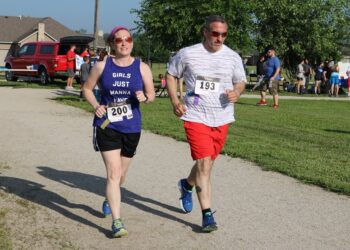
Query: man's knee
196 157 213 174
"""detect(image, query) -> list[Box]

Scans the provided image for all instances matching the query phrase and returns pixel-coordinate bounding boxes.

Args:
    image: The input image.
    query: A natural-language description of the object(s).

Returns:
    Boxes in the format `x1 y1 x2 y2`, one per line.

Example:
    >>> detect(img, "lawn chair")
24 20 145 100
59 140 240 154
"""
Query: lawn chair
155 84 167 97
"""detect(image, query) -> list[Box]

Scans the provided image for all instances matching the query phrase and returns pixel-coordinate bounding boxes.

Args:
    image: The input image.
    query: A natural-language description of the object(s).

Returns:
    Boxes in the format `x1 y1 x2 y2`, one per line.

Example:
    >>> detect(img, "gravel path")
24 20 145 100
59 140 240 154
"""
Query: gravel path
0 87 349 249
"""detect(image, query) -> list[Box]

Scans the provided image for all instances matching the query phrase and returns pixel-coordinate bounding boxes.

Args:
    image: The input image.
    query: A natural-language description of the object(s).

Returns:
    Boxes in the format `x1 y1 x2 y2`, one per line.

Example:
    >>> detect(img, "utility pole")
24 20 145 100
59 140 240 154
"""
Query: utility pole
93 0 99 50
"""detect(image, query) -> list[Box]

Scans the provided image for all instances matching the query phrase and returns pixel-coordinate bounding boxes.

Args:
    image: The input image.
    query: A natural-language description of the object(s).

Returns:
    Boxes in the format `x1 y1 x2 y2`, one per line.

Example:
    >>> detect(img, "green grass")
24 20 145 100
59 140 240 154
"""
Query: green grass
141 98 350 194
0 209 12 250
54 96 350 195
0 78 80 89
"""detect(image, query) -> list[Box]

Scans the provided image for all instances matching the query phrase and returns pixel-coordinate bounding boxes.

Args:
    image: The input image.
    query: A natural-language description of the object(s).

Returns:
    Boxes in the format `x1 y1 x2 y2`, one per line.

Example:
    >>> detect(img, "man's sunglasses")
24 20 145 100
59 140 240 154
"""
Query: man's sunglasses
210 31 227 38
114 36 133 44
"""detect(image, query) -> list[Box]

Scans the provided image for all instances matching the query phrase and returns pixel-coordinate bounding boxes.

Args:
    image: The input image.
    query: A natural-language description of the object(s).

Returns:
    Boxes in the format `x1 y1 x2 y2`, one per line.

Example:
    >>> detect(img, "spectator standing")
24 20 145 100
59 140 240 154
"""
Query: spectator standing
347 70 350 97
303 59 312 91
79 56 90 100
80 47 89 58
93 50 109 102
296 59 305 94
256 46 281 108
66 44 76 90
314 62 324 95
323 61 332 95
166 15 246 232
252 54 265 91
330 64 340 97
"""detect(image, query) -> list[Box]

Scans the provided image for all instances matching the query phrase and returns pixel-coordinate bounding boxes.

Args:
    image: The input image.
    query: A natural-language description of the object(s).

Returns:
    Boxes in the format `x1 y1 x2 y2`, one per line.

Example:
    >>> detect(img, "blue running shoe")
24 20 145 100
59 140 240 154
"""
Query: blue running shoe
112 218 128 238
102 199 111 217
178 179 193 213
202 211 218 232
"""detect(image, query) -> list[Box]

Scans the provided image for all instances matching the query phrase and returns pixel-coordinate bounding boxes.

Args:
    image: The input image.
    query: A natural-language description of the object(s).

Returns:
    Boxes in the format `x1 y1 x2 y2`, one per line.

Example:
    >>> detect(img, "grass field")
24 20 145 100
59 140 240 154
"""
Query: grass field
54 95 350 195
2 64 349 195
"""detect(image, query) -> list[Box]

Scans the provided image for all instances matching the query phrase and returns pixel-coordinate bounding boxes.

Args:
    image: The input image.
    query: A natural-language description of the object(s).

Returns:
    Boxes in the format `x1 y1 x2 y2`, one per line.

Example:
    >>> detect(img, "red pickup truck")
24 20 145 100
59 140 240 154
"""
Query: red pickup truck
4 36 94 84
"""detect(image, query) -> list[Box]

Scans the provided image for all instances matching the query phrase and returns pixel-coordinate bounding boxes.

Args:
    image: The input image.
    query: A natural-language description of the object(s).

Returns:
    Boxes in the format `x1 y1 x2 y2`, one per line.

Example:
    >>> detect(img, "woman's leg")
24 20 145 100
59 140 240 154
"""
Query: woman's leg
101 149 123 220
120 156 132 186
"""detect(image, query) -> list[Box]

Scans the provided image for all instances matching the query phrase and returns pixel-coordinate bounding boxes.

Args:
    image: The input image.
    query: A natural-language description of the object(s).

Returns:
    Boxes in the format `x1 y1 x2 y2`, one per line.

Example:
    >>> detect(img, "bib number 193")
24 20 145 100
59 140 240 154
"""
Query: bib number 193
194 76 220 95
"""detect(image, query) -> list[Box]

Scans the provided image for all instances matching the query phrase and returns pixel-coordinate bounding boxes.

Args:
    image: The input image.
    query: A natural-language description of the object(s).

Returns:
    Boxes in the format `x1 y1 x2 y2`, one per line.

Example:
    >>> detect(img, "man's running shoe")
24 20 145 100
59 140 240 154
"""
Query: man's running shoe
272 104 279 109
256 100 268 106
178 179 193 213
112 218 128 238
102 199 111 217
202 211 218 232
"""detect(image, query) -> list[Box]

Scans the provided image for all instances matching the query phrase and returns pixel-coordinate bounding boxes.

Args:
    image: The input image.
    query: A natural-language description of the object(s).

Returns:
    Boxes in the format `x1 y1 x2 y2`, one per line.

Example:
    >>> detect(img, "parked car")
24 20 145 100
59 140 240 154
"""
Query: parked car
4 36 94 84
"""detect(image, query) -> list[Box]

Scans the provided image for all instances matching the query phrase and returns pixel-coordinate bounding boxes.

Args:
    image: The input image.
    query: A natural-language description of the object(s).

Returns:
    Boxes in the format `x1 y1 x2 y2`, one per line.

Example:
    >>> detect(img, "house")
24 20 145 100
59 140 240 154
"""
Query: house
0 15 106 67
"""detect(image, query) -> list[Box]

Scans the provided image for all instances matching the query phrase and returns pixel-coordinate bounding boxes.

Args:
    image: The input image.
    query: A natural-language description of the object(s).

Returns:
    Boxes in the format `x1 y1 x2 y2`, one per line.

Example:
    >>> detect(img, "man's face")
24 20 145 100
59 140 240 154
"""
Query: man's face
267 49 275 58
204 21 228 52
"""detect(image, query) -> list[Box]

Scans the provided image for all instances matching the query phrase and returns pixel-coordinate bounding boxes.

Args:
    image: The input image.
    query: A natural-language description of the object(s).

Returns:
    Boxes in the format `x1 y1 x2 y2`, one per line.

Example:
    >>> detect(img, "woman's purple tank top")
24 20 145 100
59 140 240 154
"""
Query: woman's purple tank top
93 57 143 133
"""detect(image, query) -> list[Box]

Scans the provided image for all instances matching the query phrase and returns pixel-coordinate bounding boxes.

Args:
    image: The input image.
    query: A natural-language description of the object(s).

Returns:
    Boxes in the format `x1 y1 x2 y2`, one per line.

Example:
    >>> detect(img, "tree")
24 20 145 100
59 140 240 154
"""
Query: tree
253 0 350 73
75 28 87 34
132 0 256 55
133 0 350 71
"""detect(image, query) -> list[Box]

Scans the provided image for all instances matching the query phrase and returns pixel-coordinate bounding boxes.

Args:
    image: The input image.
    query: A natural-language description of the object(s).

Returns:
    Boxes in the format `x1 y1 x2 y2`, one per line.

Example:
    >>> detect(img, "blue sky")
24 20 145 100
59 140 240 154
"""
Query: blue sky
1 0 141 34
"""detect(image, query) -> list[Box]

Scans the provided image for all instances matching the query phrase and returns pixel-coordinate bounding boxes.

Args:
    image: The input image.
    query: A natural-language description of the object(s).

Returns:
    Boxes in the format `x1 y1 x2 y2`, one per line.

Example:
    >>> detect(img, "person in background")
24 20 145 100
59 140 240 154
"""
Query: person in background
314 62 324 95
347 70 350 97
159 73 166 88
330 64 340 97
323 60 332 95
256 46 281 108
66 44 76 90
79 56 90 100
93 50 109 102
303 59 312 91
80 47 89 58
83 26 155 238
251 54 265 91
296 59 305 94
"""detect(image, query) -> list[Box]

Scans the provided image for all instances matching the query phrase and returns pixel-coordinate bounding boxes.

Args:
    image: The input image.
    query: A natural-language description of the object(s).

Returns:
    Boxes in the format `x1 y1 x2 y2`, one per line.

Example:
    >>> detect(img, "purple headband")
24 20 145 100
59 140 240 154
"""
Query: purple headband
108 26 130 42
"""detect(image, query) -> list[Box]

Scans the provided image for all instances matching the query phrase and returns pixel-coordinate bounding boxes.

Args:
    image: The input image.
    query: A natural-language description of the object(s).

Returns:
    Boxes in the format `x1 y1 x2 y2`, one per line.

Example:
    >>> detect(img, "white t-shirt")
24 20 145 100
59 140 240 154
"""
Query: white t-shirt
167 43 246 127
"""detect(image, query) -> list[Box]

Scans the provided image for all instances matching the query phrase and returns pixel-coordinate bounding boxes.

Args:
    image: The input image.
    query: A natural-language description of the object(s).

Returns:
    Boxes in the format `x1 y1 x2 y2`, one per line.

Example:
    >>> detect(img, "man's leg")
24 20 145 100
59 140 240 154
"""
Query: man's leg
187 157 213 210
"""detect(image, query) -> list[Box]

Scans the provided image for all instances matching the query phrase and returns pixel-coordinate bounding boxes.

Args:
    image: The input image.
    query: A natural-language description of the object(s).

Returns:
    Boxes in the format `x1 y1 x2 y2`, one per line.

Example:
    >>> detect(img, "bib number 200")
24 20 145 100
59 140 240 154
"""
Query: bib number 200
107 104 133 122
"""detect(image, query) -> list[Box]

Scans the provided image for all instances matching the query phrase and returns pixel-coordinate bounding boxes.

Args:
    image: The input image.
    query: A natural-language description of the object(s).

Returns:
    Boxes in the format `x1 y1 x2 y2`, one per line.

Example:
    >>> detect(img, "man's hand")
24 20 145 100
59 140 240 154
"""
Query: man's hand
226 89 241 103
172 102 187 117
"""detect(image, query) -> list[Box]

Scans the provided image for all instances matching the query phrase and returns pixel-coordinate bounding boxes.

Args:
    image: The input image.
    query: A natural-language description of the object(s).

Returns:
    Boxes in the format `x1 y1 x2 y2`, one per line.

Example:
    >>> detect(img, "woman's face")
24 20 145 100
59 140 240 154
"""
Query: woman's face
111 29 133 57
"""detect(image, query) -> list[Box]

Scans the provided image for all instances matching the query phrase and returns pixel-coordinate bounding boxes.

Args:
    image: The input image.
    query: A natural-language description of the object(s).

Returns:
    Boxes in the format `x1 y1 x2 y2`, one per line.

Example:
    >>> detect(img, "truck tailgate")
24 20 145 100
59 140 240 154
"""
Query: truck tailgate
55 55 67 71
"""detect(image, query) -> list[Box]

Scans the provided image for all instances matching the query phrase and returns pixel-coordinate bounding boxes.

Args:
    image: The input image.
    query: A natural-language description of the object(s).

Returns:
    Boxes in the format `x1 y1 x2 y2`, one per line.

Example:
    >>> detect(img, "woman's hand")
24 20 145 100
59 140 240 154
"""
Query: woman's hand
94 105 107 118
135 91 148 103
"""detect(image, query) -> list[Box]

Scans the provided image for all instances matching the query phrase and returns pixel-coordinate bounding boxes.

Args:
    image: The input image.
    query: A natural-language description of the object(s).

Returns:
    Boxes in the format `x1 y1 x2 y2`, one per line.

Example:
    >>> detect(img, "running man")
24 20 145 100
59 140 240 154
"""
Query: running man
166 15 246 232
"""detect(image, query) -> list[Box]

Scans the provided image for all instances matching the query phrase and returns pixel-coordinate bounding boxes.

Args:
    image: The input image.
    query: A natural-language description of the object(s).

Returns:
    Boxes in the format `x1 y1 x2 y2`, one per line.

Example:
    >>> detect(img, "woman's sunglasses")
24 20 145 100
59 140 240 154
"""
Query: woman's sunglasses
114 36 133 44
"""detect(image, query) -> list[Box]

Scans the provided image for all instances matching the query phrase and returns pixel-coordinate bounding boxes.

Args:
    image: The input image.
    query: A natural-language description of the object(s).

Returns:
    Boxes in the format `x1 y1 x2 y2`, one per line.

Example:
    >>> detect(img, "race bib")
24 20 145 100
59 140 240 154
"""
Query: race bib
194 75 220 95
107 103 133 122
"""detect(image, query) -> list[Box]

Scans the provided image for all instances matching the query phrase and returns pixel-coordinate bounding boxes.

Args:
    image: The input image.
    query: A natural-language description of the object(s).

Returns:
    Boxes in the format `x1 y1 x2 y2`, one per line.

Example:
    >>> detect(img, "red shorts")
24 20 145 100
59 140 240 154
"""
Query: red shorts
347 78 350 88
184 121 230 161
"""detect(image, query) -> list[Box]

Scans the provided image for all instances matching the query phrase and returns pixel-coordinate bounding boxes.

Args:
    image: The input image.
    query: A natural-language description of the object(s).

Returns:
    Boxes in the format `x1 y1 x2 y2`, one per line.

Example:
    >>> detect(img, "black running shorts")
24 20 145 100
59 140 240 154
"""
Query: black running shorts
94 126 141 157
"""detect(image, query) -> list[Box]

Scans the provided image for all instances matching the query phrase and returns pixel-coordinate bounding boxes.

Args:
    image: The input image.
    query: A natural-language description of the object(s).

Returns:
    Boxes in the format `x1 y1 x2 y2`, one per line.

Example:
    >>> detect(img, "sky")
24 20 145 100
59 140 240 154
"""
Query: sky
1 0 142 34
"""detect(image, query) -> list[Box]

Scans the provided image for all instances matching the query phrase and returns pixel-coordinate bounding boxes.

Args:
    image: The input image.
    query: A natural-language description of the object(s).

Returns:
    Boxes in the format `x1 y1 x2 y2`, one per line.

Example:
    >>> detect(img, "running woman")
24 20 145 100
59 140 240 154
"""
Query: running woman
83 26 155 238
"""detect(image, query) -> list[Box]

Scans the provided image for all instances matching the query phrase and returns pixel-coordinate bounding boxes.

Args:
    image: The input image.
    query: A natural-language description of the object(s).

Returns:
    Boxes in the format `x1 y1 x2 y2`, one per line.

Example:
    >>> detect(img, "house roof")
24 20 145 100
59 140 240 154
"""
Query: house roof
0 16 78 43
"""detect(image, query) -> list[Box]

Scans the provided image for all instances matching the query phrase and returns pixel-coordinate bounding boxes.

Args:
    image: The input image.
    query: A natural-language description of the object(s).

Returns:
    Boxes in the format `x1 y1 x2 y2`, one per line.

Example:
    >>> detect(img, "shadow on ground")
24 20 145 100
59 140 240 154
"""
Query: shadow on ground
0 166 202 235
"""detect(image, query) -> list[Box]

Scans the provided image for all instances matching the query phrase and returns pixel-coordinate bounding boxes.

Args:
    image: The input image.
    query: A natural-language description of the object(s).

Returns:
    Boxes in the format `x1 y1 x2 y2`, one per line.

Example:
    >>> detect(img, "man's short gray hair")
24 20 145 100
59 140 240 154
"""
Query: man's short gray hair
203 15 227 31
